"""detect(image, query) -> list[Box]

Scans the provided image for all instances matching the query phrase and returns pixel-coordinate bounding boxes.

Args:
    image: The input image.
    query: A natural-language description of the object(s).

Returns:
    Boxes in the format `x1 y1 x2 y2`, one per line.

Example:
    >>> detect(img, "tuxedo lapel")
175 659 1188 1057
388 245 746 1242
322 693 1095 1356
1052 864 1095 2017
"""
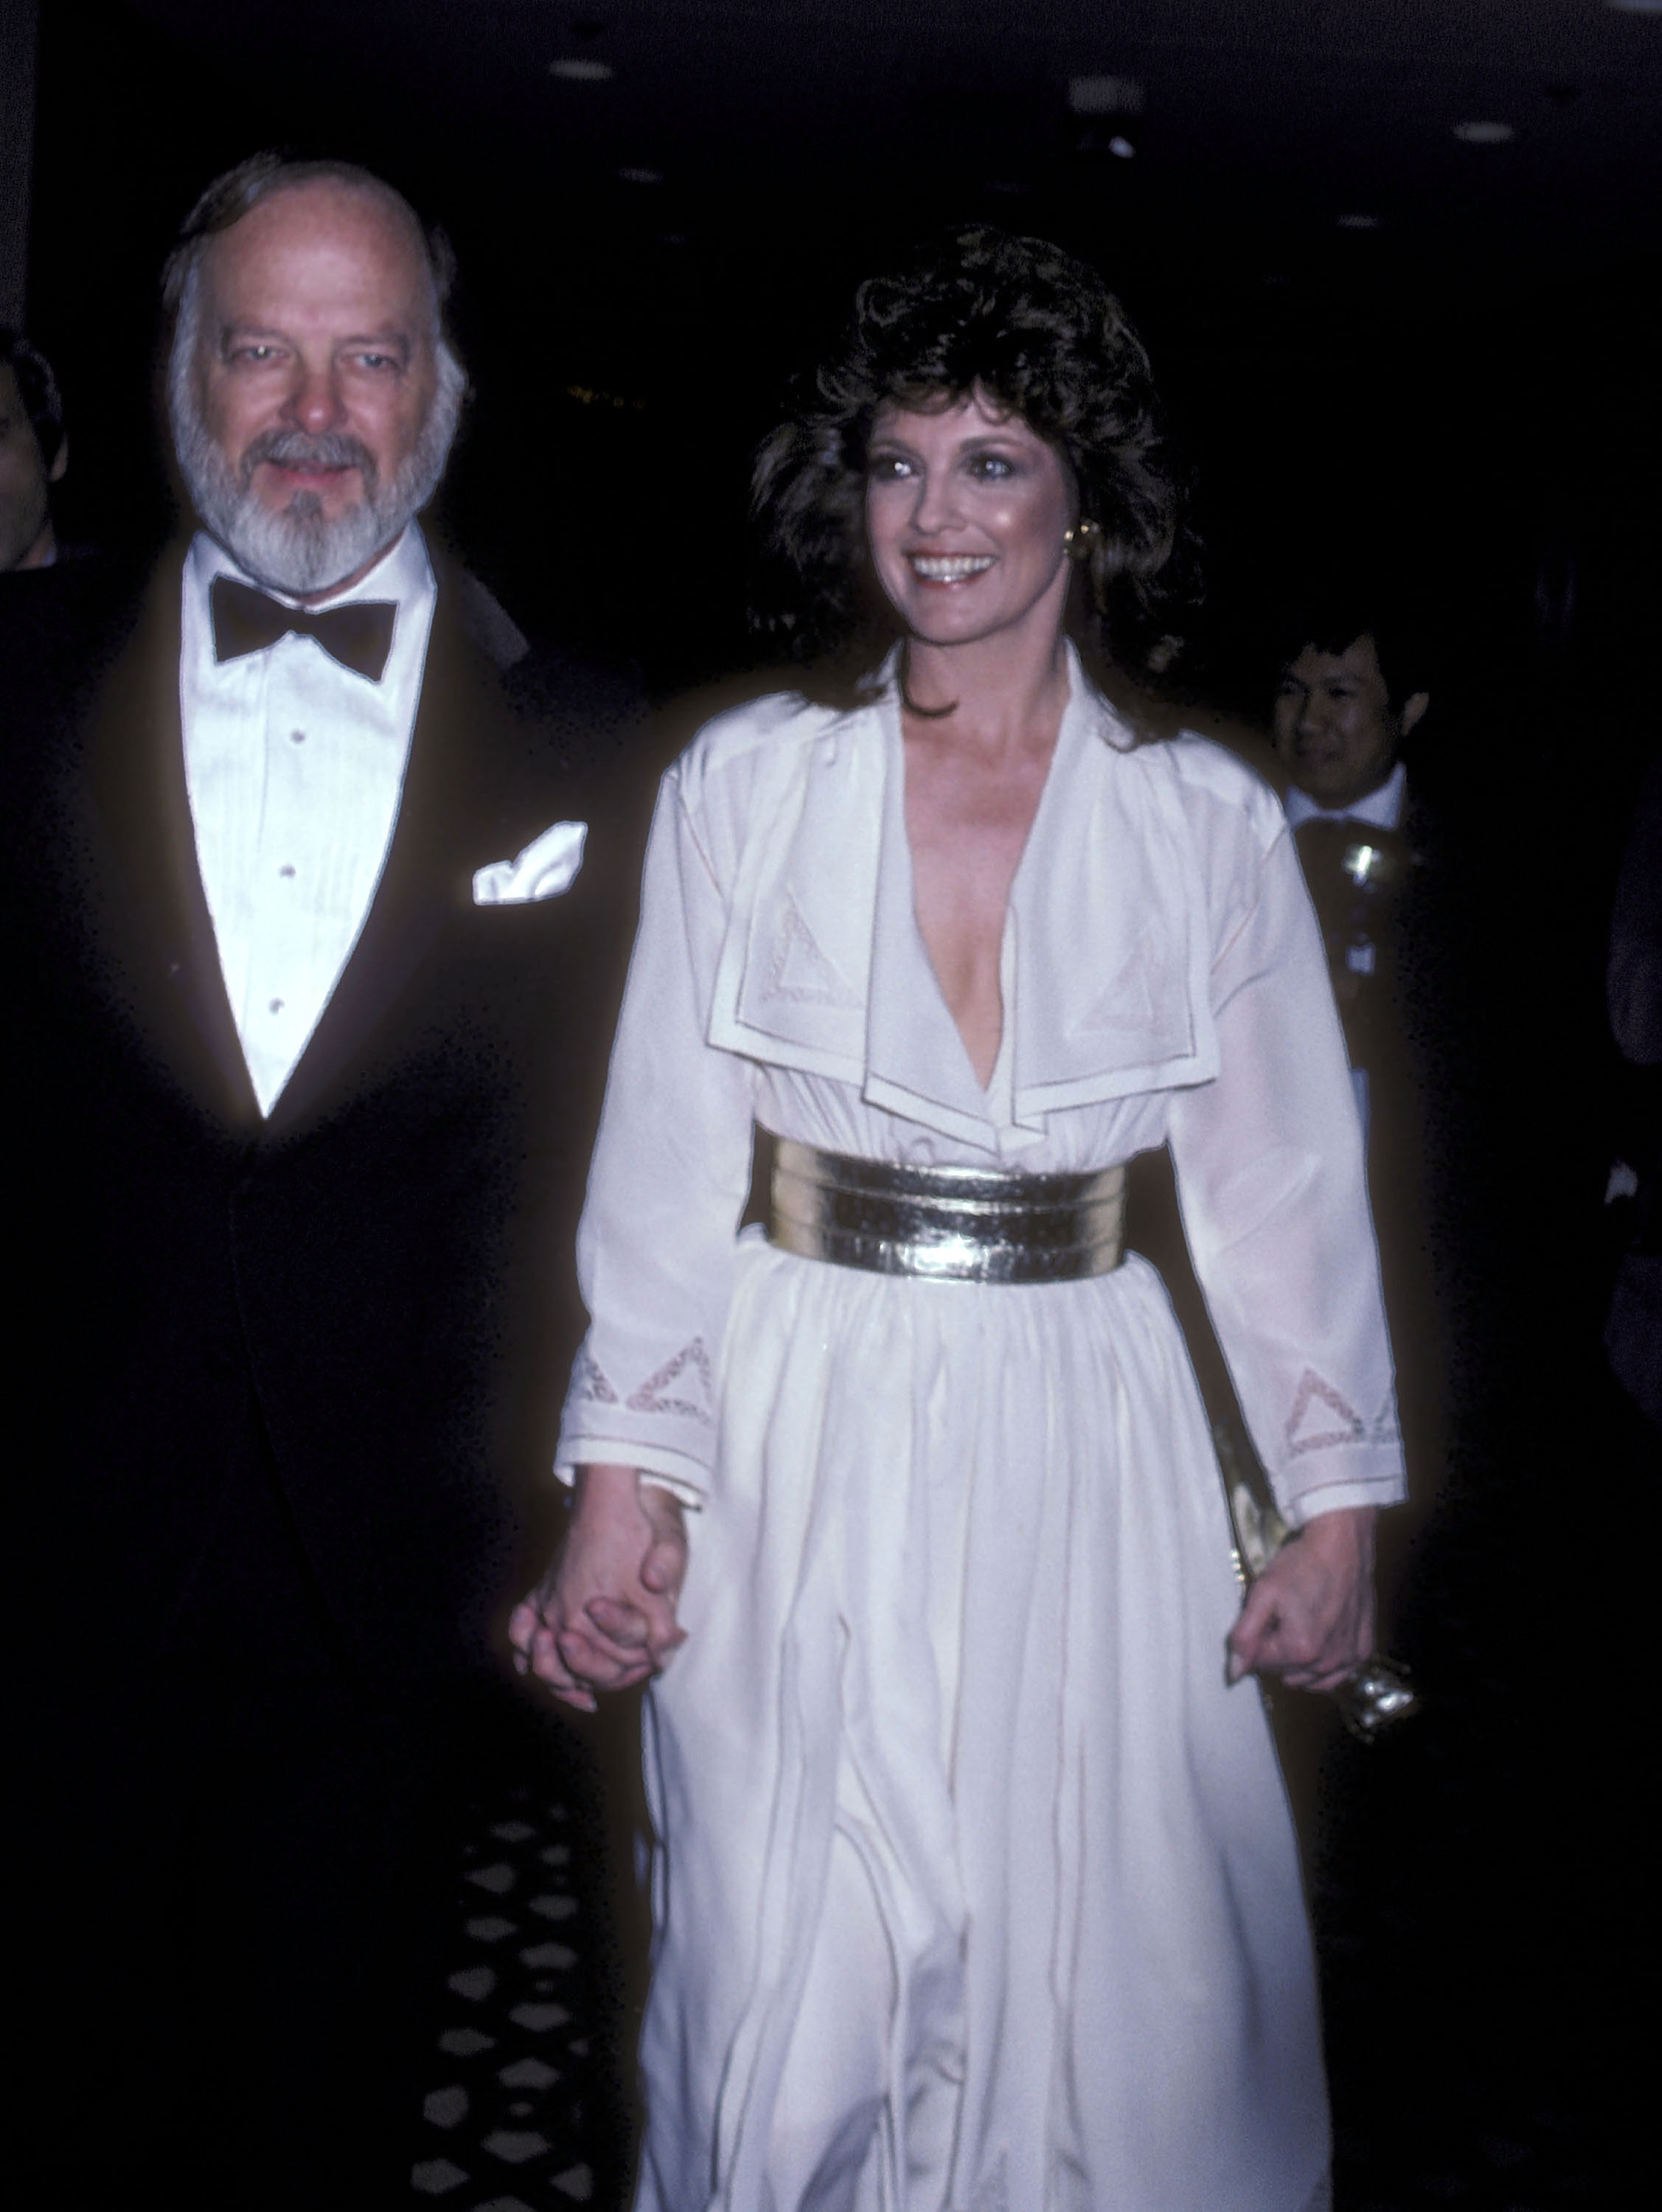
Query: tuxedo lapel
83 553 260 1127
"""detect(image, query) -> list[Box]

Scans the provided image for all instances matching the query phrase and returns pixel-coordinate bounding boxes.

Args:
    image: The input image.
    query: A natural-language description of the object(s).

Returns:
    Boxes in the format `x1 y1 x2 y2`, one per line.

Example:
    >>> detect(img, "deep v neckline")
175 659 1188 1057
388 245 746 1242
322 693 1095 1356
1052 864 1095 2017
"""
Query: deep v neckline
893 666 1073 1098
709 647 1223 1152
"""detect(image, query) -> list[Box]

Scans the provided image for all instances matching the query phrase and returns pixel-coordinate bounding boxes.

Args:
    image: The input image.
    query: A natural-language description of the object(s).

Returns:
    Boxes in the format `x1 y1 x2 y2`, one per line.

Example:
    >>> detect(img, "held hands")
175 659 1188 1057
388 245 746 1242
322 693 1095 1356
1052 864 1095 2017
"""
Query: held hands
509 1464 688 1714
1226 1504 1377 1694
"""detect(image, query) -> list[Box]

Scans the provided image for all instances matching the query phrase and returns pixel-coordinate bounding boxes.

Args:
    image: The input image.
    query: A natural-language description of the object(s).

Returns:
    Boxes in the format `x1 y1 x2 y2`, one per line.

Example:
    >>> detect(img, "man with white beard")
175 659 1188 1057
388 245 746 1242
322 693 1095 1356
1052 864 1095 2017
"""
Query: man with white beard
4 156 636 2209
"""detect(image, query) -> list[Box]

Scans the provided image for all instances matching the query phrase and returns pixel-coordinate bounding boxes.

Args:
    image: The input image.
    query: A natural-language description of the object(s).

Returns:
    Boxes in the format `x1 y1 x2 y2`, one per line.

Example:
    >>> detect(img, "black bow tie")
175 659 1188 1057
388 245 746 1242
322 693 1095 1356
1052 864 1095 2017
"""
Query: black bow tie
210 574 397 683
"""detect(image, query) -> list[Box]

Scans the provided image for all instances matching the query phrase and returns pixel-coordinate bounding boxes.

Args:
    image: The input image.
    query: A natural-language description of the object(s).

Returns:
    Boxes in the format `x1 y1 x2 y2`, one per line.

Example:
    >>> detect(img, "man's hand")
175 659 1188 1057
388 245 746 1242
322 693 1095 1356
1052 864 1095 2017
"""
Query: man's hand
509 1464 688 1714
1226 1504 1377 1694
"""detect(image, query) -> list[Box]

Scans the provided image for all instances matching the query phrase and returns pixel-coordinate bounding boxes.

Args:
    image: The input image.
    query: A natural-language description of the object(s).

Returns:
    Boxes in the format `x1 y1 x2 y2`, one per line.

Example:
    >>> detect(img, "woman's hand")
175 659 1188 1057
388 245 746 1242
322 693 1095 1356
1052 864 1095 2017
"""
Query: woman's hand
1226 1504 1377 1694
510 1464 688 1714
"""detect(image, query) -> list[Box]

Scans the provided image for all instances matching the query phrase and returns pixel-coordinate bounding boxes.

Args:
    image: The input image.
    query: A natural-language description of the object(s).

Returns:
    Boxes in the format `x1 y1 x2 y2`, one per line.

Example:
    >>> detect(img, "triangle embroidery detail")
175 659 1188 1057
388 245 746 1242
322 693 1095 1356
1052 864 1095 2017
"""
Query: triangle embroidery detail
1076 929 1161 1038
571 1348 618 1405
1284 1366 1366 1458
627 1338 714 1426
1370 1393 1402 1447
765 891 861 1009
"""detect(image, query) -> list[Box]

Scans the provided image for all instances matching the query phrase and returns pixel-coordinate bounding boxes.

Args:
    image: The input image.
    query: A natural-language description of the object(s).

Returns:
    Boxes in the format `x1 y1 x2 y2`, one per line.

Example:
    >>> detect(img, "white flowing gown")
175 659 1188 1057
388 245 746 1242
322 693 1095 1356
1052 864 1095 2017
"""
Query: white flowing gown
557 650 1405 2212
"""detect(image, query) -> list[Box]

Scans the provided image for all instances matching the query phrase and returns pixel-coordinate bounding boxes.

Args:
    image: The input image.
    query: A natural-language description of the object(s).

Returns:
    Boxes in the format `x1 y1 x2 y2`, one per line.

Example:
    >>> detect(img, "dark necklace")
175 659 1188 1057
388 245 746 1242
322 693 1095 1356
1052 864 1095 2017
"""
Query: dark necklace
900 653 959 720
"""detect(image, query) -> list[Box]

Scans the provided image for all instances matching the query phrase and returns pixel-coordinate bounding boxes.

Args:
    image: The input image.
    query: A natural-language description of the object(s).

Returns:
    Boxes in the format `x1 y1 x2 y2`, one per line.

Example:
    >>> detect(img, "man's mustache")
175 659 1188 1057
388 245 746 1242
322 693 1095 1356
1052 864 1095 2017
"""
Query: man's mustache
239 429 379 490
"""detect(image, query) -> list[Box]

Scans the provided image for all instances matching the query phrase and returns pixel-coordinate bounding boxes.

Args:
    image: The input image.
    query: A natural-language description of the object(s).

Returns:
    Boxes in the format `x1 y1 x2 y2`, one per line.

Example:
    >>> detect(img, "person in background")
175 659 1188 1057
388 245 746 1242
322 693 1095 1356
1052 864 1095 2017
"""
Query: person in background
1270 592 1433 1147
4 154 635 2210
0 327 69 570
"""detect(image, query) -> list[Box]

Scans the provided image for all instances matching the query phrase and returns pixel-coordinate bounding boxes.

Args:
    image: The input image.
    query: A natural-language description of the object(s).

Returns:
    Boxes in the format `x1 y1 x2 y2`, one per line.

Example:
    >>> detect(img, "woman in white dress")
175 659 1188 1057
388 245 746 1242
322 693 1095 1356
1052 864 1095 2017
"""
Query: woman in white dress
512 229 1404 2212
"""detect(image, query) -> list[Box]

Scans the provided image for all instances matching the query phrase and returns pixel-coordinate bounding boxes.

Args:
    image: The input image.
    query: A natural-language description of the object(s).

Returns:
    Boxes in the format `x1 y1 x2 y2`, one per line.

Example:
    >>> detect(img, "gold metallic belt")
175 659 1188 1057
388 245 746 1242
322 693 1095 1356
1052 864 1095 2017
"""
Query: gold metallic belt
766 1137 1126 1285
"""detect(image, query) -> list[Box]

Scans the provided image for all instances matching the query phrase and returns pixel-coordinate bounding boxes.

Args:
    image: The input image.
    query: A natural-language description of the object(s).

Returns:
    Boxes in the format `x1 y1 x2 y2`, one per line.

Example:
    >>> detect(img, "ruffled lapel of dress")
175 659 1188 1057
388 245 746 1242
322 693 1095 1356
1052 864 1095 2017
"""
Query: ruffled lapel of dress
1002 646 1220 1120
707 645 1219 1149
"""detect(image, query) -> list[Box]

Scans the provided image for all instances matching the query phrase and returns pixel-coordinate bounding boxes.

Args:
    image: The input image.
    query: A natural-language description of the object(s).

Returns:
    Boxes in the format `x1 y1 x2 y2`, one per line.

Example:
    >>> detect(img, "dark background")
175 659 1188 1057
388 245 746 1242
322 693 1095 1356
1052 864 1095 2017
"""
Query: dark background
18 4 1661 2205
24 2 1662 730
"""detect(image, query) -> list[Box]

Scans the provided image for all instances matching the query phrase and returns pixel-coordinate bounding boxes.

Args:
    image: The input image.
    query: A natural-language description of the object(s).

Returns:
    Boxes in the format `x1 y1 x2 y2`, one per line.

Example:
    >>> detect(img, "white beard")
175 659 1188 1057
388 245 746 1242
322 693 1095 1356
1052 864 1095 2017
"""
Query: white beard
169 345 465 597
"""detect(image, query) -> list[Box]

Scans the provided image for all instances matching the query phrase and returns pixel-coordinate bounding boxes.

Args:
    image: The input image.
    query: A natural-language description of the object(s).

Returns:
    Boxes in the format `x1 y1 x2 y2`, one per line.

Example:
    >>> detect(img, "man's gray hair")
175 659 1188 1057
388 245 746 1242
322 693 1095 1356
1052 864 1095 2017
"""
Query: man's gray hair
161 152 459 330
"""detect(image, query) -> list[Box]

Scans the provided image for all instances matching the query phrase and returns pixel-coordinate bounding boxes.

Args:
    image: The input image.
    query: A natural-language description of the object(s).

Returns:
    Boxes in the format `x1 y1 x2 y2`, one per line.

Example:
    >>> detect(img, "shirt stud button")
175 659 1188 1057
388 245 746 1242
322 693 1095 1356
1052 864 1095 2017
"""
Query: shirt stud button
269 998 284 1014
279 864 296 878
290 728 305 744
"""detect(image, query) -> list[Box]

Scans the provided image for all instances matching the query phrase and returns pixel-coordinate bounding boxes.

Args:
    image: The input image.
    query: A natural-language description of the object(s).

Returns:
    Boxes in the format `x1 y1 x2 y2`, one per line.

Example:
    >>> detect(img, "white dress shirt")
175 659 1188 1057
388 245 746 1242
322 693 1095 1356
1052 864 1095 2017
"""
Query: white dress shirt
1283 755 1406 832
180 526 437 1115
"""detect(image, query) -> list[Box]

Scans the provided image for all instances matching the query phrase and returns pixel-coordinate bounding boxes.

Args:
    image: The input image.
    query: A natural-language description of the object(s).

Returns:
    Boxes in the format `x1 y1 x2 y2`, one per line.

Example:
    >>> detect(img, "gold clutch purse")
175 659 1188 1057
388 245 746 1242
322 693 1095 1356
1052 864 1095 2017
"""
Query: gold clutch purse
1213 1419 1418 1742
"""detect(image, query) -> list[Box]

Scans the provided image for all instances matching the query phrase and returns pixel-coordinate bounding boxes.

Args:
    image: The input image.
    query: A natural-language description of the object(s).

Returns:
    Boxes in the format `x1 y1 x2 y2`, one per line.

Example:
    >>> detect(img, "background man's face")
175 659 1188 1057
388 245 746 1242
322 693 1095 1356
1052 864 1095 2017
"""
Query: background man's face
0 364 64 571
1272 633 1426 810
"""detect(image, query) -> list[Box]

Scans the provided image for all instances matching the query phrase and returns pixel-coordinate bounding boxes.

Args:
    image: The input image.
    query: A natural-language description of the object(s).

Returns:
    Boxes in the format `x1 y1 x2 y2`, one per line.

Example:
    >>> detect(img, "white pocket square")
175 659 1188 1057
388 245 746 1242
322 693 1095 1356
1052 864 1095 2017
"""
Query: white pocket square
472 820 588 905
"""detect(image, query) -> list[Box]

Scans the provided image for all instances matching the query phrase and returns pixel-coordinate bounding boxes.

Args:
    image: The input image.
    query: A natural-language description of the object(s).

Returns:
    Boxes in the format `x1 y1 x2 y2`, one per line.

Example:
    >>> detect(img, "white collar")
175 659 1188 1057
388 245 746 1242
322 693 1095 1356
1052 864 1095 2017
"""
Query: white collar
1284 758 1406 833
705 640 1220 1155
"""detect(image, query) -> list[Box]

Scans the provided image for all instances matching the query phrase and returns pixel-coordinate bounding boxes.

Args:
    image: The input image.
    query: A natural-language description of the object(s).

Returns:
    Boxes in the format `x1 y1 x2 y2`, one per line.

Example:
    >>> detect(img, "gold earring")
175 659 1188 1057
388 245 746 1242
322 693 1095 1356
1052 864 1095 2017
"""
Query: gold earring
1064 518 1099 560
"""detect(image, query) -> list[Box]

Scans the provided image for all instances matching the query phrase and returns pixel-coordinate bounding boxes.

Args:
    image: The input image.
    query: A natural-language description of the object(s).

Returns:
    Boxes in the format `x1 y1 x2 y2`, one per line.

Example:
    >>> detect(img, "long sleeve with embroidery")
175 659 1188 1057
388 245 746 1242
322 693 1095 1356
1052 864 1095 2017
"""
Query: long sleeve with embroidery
555 757 761 1503
1166 790 1405 1524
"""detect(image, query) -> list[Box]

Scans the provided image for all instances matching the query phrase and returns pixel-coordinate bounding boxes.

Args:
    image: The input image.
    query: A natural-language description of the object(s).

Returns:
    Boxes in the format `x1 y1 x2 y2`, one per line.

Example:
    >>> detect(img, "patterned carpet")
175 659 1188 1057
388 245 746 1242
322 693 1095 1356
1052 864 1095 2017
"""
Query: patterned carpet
407 1738 637 2212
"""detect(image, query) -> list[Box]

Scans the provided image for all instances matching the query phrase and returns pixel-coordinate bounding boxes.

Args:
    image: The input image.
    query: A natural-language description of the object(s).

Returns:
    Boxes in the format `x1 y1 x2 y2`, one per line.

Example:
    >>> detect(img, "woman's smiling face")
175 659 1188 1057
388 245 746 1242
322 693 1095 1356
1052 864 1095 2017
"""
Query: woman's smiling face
864 385 1075 650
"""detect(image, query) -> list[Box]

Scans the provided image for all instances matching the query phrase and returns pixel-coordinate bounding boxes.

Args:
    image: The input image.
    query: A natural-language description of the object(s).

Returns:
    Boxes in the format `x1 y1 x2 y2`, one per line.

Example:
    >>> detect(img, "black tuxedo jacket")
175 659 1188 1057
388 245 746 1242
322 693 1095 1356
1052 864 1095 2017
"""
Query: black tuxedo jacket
3 546 641 1696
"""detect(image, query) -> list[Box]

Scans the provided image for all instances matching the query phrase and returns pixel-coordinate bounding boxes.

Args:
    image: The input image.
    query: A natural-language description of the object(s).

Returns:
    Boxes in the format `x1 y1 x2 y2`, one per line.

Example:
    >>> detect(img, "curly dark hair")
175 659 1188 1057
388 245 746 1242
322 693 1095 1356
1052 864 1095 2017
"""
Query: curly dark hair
749 226 1192 701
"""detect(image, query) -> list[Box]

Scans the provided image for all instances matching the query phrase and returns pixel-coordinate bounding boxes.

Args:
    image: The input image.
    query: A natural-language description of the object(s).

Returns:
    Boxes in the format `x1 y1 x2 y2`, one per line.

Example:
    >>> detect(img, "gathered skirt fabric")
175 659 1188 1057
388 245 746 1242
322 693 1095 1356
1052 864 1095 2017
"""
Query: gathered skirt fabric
635 1231 1329 2212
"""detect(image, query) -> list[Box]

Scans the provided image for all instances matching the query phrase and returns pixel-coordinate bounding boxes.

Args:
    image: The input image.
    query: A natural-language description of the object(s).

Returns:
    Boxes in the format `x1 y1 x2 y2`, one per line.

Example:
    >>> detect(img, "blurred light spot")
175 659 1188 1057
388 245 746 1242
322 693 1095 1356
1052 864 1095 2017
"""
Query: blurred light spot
500 2056 561 2089
550 58 613 82
1337 213 1380 229
411 2160 468 2196
437 2027 493 2056
464 1916 515 1942
1452 120 1515 143
1108 135 1136 159
618 167 662 184
566 384 645 411
482 2129 549 2164
448 1966 496 2001
1069 74 1144 116
423 2085 468 2129
520 1940 576 1968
